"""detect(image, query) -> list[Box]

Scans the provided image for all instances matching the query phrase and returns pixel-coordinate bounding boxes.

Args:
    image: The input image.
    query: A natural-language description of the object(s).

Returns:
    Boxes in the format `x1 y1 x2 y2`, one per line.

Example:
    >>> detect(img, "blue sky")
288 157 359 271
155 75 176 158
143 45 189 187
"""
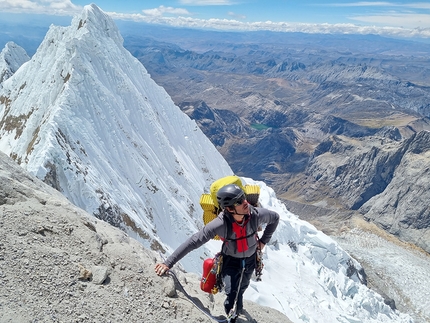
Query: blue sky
0 1 430 38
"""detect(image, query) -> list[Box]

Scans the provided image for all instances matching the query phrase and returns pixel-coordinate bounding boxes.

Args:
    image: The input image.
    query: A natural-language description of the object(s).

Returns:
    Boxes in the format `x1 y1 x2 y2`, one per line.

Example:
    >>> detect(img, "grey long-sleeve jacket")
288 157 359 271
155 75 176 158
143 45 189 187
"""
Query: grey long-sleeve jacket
163 205 280 268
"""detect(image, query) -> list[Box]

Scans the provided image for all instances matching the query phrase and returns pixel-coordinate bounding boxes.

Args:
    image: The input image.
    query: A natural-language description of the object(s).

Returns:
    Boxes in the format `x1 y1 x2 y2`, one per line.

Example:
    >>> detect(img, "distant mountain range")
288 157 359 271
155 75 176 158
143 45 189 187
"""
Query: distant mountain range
123 22 430 256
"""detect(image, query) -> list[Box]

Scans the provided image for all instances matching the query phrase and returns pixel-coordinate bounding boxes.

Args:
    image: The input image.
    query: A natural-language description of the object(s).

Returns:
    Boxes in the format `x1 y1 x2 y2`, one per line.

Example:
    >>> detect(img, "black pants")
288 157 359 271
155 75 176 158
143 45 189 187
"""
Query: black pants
221 253 256 315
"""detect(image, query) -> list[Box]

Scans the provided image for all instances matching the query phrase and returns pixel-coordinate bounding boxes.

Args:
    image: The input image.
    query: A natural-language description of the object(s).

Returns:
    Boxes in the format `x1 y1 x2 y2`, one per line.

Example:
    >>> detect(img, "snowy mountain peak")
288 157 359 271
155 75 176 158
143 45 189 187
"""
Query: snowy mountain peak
0 4 232 255
0 42 30 87
72 4 124 47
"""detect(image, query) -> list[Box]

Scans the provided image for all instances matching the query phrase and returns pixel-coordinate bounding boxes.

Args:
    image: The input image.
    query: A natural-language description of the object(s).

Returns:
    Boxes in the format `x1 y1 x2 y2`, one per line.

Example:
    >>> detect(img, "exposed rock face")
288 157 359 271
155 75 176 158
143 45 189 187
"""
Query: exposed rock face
302 133 404 210
360 131 430 252
0 151 292 323
178 100 249 147
284 130 430 253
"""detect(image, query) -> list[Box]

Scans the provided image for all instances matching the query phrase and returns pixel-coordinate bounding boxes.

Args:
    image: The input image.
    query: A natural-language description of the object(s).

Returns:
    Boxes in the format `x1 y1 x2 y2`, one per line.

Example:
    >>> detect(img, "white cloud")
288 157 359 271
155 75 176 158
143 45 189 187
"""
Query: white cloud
398 2 430 10
179 0 234 5
351 13 430 28
227 11 246 20
0 0 81 15
329 1 430 29
329 1 430 9
0 0 37 10
329 2 397 7
406 3 430 9
1 1 429 40
106 11 430 39
142 5 191 17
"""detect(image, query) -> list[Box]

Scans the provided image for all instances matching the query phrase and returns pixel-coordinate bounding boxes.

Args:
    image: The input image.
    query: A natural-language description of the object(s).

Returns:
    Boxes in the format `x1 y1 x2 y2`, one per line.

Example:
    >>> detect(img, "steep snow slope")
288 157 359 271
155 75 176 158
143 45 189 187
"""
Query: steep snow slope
335 226 430 323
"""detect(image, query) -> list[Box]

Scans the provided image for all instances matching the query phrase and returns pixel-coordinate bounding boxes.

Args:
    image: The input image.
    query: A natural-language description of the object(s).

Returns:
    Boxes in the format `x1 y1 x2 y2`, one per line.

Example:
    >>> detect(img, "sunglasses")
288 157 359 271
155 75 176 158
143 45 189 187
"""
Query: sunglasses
233 195 247 207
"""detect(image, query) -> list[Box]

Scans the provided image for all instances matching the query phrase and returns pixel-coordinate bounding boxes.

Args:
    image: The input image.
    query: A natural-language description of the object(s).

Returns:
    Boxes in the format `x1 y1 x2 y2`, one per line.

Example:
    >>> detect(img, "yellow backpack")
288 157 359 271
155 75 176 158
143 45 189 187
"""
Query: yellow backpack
199 175 260 239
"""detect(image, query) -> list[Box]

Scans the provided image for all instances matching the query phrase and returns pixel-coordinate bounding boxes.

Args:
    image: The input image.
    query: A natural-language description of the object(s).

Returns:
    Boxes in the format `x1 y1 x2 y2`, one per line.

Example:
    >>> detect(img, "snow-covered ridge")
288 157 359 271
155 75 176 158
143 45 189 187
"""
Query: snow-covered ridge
0 5 414 323
0 42 30 87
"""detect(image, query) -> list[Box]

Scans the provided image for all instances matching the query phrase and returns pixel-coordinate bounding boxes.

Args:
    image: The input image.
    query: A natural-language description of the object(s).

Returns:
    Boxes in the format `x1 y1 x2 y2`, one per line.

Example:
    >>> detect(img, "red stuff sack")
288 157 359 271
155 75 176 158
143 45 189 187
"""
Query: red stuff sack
200 257 218 294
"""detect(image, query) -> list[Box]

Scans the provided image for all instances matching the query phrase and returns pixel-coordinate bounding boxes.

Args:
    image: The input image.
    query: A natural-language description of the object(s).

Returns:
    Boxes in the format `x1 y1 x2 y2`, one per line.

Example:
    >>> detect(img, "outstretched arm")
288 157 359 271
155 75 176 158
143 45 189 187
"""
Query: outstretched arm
154 217 223 275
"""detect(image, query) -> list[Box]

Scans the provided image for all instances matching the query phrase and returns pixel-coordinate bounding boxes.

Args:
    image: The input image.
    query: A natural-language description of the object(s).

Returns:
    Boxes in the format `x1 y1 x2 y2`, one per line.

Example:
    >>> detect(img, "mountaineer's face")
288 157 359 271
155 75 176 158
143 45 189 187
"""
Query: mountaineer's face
232 196 249 216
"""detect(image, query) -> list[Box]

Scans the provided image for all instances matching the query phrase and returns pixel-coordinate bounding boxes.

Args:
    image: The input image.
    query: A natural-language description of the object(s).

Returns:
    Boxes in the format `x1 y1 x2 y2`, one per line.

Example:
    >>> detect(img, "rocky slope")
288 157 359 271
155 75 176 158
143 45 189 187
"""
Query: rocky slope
0 151 291 323
360 131 430 251
1 16 429 322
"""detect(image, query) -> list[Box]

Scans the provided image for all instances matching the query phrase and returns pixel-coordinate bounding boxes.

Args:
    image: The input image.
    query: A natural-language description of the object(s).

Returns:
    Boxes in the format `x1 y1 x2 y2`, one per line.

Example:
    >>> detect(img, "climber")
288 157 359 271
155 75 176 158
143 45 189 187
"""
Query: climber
155 184 279 322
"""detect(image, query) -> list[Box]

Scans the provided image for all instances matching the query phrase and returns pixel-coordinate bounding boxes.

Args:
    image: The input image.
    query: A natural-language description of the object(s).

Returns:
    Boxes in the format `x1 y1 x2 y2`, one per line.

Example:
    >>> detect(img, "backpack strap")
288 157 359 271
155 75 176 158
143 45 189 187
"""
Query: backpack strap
221 206 259 254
